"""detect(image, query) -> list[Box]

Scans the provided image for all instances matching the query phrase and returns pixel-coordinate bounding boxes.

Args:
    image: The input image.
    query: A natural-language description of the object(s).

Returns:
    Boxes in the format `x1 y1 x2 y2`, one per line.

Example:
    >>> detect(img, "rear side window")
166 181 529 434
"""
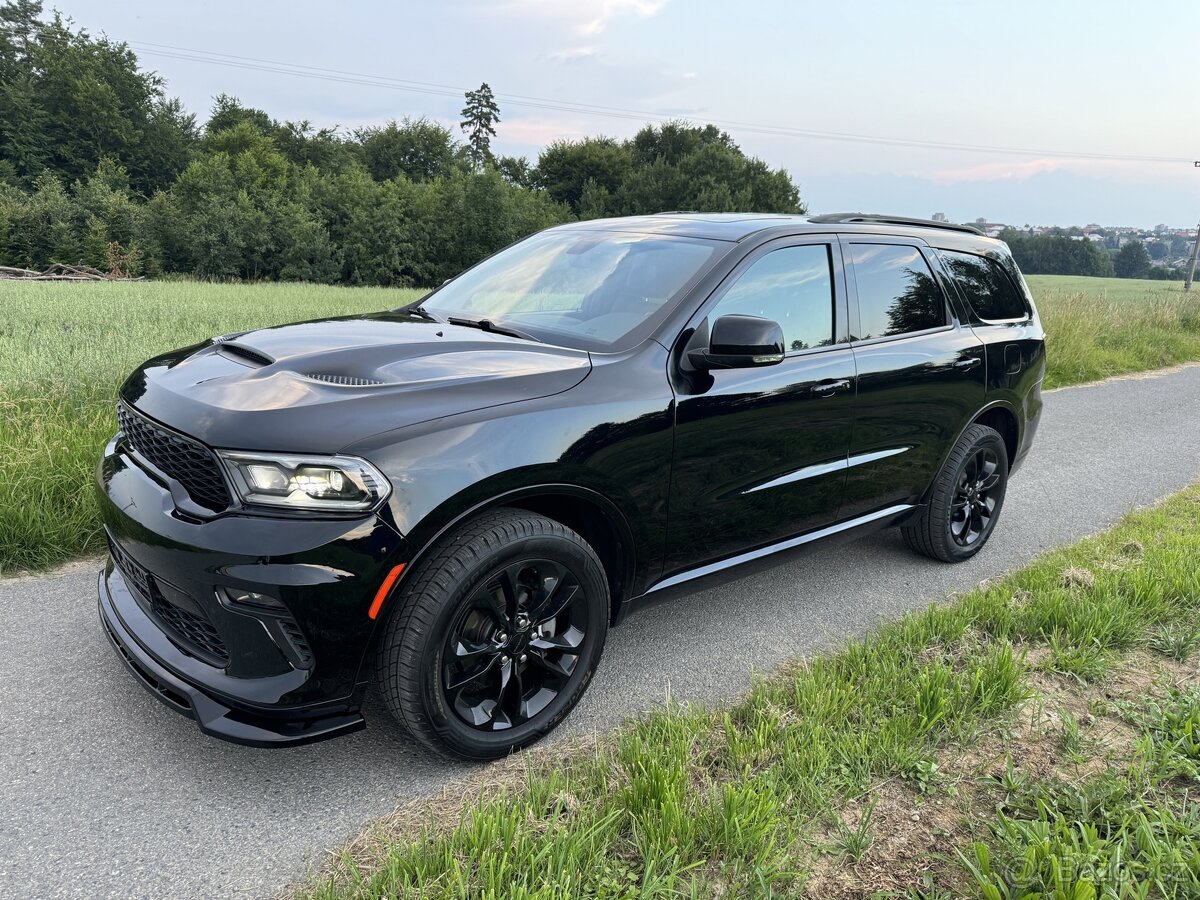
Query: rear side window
939 250 1030 322
710 244 835 352
848 244 946 340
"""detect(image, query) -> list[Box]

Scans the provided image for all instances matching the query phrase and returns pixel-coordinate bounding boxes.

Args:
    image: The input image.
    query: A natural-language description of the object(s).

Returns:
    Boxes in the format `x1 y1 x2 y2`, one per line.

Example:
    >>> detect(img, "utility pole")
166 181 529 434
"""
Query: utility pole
1187 222 1200 292
1188 162 1200 292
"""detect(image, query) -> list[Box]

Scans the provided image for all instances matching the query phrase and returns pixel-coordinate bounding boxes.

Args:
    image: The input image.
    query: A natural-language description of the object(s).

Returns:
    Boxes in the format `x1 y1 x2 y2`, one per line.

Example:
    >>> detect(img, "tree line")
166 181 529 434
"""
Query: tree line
0 2 804 285
999 228 1181 281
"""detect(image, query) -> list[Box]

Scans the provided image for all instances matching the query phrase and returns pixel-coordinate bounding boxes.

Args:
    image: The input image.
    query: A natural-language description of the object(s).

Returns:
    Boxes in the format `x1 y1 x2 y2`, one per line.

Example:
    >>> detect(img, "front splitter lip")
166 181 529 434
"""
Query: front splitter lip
97 570 365 748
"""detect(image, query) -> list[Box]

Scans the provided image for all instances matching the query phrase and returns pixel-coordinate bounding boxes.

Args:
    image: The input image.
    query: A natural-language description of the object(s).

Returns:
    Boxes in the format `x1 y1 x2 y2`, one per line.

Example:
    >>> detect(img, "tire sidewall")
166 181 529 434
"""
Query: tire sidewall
416 531 608 757
935 427 1009 561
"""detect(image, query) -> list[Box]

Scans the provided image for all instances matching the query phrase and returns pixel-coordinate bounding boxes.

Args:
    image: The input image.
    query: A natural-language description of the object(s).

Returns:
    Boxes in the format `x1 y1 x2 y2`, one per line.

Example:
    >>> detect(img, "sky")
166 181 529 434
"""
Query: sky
58 0 1200 228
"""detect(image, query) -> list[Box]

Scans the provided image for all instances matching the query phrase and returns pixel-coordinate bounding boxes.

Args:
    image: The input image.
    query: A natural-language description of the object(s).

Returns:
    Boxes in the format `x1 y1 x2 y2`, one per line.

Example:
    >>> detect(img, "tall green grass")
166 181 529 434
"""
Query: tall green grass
1026 276 1200 388
0 281 420 573
1 275 1198 574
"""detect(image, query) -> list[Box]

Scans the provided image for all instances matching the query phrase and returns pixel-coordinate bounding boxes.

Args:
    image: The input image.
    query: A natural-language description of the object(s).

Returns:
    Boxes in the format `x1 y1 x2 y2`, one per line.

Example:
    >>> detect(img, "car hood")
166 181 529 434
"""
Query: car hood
120 310 592 453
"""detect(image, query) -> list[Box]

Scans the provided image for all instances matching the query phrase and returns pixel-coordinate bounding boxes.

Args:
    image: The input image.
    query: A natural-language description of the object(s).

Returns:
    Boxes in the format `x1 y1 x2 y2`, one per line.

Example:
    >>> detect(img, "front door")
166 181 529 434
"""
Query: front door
664 237 857 577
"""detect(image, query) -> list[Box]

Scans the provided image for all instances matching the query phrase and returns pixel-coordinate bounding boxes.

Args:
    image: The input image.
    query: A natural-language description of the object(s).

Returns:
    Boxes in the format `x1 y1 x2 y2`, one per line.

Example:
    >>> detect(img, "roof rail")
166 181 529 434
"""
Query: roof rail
808 213 986 236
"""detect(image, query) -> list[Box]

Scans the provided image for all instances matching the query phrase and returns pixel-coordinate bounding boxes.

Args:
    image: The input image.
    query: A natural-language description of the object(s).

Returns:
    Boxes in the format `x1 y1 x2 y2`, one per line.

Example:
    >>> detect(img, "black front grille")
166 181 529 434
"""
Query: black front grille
108 536 230 667
117 402 232 512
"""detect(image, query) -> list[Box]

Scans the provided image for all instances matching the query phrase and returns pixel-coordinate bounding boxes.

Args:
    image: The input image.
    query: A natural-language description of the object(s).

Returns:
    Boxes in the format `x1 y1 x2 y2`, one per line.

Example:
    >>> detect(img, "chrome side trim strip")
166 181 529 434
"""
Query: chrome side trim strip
645 503 915 595
742 446 911 495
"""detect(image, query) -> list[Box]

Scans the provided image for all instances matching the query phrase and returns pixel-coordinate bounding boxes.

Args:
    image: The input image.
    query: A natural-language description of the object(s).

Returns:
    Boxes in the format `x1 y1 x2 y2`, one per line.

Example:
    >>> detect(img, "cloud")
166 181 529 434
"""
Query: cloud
930 158 1065 184
504 0 667 35
927 157 1147 186
498 115 593 147
580 0 667 34
549 46 597 63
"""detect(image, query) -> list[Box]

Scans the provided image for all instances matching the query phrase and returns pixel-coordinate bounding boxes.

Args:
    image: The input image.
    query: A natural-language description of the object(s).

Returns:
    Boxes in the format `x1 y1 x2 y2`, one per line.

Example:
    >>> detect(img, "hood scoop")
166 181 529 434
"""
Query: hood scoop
218 342 275 368
302 373 387 387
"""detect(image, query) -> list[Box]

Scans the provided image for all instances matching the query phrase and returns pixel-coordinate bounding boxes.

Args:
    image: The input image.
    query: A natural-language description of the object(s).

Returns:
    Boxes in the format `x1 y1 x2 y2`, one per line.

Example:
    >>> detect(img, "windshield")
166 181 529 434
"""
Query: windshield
418 230 725 350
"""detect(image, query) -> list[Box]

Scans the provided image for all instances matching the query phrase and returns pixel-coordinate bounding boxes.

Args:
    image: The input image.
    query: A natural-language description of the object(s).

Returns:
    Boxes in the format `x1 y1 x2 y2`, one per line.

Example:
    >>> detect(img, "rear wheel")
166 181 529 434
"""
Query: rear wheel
902 423 1009 563
375 509 609 759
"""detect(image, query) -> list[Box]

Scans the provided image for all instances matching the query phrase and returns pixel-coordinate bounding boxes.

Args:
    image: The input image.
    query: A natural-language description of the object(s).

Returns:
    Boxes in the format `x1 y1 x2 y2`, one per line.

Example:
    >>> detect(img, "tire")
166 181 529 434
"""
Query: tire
375 508 609 759
902 423 1009 563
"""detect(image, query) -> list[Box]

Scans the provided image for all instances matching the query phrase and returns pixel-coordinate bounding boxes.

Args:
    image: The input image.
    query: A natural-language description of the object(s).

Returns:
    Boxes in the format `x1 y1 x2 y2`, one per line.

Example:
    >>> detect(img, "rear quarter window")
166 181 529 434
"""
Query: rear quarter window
939 250 1030 322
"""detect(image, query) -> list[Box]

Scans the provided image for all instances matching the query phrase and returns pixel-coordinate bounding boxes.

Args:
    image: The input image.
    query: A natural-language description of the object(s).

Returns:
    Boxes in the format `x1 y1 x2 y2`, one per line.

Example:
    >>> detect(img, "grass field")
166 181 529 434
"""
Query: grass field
0 281 421 573
297 484 1200 898
1 275 1198 574
1026 275 1200 388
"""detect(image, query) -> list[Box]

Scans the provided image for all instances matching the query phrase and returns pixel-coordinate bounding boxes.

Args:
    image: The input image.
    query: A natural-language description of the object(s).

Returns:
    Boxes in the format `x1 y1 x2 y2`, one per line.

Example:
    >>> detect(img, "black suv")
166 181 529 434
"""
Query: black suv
96 213 1045 758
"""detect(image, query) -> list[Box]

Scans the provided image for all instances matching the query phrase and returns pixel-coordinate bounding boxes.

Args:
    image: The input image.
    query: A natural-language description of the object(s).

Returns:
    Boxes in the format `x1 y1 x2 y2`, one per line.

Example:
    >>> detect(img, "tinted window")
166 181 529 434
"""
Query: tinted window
940 250 1029 321
421 230 723 350
849 244 946 340
710 245 835 352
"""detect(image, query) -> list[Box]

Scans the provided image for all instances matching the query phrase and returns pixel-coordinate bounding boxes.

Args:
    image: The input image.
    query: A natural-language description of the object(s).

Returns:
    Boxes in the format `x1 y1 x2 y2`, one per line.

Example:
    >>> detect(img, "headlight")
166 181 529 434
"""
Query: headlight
218 451 390 513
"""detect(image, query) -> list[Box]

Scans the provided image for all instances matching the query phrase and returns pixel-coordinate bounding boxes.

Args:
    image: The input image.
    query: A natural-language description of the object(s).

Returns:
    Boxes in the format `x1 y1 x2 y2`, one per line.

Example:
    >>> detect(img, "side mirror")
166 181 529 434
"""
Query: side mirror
687 314 785 370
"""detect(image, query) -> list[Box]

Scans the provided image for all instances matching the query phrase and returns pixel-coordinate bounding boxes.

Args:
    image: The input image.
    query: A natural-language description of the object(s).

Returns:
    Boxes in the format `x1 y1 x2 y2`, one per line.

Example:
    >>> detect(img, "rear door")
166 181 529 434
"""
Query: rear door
838 236 986 519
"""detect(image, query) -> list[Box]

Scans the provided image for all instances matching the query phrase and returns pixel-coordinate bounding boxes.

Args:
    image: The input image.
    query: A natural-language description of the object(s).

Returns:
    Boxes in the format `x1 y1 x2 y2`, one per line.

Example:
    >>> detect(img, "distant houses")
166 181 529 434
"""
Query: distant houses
933 213 1198 273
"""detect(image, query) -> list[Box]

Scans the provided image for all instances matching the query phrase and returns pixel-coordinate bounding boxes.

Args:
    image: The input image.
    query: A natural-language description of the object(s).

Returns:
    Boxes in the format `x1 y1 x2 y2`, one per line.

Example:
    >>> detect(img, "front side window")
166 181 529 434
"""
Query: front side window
849 244 947 340
419 230 724 350
708 245 835 352
939 250 1029 322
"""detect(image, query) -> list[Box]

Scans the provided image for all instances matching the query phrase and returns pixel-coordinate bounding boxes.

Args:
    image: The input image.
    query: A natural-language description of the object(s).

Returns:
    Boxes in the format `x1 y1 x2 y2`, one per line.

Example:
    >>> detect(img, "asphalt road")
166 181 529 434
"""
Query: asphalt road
3 365 1200 899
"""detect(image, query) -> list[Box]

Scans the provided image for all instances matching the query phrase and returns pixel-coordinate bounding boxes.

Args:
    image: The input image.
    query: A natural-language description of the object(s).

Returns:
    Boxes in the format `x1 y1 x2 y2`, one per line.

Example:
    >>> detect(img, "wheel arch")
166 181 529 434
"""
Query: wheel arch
920 400 1020 506
376 484 637 634
970 403 1020 466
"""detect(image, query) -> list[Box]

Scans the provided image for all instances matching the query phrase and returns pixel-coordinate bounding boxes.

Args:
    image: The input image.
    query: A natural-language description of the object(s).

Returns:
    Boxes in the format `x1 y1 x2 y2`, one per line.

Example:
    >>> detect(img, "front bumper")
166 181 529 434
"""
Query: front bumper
99 567 365 746
95 426 409 746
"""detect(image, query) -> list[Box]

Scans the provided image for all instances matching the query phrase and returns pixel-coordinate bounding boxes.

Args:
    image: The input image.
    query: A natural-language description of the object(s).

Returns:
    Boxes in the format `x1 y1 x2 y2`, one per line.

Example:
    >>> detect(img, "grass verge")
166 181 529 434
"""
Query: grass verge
296 484 1200 899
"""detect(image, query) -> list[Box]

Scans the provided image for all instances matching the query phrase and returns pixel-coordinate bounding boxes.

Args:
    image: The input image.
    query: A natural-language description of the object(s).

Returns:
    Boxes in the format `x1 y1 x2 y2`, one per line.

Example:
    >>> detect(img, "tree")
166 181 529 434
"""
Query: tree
534 137 631 213
356 117 458 182
0 0 48 176
1114 240 1150 279
0 16 822 287
999 229 1114 278
495 154 533 188
0 3 196 192
205 94 274 138
460 82 499 172
628 120 736 167
613 124 803 216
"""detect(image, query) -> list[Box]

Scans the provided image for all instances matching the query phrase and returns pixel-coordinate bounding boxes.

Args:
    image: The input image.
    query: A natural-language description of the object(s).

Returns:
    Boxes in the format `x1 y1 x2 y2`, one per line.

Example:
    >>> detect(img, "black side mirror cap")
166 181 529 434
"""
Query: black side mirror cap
687 314 785 370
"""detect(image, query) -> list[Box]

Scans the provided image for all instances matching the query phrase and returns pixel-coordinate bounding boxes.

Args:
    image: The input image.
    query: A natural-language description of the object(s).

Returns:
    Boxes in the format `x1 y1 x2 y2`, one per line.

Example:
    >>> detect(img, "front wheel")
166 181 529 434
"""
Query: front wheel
902 423 1009 563
375 509 609 759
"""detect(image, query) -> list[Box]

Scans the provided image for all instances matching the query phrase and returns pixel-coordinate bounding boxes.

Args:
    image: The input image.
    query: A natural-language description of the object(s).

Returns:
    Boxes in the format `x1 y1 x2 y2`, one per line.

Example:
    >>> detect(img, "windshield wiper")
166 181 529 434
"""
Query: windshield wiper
403 304 443 322
446 315 541 343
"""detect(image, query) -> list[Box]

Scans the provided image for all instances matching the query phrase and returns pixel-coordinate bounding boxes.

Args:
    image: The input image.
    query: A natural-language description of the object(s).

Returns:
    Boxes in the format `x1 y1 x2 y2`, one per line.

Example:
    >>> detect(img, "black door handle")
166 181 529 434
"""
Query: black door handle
811 378 851 395
953 356 982 370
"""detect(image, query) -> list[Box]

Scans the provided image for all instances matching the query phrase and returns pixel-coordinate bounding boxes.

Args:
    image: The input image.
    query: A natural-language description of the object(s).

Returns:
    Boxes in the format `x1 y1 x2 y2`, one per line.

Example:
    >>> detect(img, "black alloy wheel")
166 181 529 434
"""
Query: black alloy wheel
442 558 589 731
376 509 608 759
902 423 1009 563
949 446 1002 548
